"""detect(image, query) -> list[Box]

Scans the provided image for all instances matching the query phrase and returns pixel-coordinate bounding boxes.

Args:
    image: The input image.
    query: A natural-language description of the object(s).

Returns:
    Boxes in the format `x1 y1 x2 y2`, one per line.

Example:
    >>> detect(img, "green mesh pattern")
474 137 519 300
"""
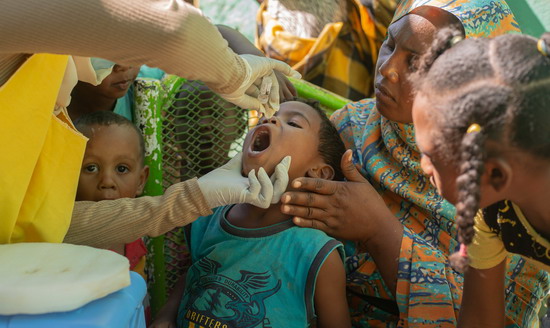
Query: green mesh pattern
134 75 251 316
160 79 249 294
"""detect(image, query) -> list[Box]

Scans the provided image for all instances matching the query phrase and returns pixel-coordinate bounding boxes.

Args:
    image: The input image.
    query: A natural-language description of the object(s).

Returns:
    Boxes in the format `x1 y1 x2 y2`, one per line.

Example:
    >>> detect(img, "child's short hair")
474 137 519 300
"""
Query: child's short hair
412 29 550 271
288 98 347 181
75 111 146 164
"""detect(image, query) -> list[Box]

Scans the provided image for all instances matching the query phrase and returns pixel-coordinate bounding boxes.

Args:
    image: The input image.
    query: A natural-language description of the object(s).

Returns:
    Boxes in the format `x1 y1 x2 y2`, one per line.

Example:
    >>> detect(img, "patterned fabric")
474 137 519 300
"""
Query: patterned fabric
177 206 343 328
392 0 521 37
256 0 398 101
332 1 549 320
471 200 550 271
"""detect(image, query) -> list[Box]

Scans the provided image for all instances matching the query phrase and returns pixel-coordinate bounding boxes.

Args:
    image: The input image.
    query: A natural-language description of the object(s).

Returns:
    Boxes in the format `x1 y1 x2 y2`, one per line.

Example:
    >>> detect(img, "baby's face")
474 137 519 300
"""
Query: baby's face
241 101 323 183
76 124 147 202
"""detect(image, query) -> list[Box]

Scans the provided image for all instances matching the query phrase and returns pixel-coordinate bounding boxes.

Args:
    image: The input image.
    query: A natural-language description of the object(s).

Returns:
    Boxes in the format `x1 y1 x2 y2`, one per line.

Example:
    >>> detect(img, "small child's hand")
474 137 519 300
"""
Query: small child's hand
274 70 297 102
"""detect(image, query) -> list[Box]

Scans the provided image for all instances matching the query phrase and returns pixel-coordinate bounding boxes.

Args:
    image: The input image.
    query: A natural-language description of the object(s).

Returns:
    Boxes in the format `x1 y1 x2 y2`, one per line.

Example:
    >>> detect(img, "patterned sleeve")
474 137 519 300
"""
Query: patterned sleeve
468 210 508 269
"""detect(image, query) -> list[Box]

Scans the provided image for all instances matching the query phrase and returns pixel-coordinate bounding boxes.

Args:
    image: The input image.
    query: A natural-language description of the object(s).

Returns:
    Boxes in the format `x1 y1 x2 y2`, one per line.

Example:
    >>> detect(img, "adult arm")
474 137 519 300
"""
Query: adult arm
282 150 403 293
64 178 211 248
314 249 351 328
458 261 506 328
0 0 296 108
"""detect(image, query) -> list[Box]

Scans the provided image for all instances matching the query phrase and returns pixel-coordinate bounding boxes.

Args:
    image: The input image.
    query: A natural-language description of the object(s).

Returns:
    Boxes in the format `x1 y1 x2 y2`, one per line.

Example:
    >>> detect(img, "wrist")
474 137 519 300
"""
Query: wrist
359 212 403 251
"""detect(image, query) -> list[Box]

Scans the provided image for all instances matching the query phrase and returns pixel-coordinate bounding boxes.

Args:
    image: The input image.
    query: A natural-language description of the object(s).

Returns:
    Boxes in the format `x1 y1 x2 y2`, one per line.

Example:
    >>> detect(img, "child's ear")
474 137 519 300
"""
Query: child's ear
136 165 150 197
481 158 512 194
306 164 335 180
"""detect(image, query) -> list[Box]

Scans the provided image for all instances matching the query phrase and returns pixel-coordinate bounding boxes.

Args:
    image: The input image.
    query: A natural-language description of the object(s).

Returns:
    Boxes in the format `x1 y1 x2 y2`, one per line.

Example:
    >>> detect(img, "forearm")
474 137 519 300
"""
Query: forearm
217 25 265 57
0 0 245 93
458 261 506 328
64 178 212 248
359 210 403 294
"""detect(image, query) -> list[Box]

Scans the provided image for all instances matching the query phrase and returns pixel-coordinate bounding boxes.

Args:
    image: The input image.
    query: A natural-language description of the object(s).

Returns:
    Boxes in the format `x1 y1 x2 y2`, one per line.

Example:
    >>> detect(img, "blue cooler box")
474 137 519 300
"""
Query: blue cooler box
0 271 146 328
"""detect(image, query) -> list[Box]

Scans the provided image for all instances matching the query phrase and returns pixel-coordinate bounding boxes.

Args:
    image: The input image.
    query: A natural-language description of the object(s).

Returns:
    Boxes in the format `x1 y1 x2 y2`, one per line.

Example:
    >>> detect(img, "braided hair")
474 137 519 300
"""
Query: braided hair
412 29 550 272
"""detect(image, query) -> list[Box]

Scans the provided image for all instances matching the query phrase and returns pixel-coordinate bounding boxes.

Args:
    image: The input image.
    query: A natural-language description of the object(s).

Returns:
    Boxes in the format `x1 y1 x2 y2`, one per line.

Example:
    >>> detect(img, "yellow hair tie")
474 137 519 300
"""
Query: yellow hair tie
467 123 482 133
449 35 464 47
537 39 549 57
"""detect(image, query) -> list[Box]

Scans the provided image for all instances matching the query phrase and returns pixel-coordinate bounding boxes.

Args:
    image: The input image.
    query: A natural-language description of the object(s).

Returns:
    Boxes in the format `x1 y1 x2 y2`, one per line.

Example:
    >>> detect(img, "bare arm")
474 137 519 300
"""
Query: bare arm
458 261 506 328
314 250 351 328
149 273 187 328
282 150 403 293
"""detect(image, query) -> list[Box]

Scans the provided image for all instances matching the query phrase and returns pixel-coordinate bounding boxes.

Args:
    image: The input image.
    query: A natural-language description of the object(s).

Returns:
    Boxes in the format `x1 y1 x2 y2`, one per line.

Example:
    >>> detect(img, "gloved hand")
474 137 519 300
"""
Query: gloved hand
197 153 292 209
219 54 301 118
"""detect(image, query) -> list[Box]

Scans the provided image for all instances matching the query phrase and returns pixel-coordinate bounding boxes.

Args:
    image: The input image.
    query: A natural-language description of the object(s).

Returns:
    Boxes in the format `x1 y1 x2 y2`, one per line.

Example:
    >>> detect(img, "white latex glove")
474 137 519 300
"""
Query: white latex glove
218 54 301 117
270 156 291 204
197 153 292 209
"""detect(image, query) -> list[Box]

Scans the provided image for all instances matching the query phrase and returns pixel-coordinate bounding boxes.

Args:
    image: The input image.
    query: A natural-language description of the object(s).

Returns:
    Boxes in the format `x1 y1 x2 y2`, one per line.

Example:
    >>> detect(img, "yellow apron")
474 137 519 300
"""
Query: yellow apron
0 54 87 243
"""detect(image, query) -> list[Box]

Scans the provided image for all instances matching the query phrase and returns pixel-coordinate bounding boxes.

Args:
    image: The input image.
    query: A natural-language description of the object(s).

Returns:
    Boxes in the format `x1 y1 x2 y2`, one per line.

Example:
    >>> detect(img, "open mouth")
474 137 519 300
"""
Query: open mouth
250 126 271 154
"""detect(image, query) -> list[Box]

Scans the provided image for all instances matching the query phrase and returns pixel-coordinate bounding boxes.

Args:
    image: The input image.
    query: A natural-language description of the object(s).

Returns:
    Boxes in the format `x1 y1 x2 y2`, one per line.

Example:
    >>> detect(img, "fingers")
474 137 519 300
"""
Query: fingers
245 168 260 203
270 156 291 204
281 201 328 220
289 176 339 195
227 94 262 111
222 152 243 171
341 149 366 183
255 167 273 208
280 190 328 212
292 217 330 233
274 71 296 101
285 79 297 98
267 58 302 78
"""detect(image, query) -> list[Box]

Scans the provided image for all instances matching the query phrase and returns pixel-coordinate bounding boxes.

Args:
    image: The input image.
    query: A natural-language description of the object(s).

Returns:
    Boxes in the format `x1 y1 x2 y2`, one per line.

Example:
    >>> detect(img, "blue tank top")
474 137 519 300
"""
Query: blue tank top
176 206 343 328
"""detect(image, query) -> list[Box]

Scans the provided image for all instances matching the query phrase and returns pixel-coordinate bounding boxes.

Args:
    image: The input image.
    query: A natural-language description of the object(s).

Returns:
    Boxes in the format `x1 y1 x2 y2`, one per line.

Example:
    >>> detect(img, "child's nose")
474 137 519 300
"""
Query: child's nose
98 172 116 189
260 116 279 126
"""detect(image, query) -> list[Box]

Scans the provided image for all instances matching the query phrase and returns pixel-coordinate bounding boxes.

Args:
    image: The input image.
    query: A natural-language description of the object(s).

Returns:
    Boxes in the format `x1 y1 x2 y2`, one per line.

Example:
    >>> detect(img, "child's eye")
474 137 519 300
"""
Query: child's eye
287 121 302 128
116 165 130 173
84 164 98 173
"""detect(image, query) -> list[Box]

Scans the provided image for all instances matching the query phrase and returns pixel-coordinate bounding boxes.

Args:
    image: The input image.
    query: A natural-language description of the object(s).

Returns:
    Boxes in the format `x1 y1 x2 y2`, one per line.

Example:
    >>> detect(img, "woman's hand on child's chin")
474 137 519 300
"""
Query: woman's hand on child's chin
280 150 395 243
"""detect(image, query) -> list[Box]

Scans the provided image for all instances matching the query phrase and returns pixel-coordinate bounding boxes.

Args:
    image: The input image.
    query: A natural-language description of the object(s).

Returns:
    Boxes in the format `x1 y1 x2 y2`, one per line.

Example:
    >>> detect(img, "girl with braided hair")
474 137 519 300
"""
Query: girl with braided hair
412 30 550 327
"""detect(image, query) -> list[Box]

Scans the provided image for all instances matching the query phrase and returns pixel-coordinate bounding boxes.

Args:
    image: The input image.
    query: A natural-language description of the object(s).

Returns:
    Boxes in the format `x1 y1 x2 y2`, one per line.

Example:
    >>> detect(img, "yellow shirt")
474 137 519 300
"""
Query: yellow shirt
469 200 550 272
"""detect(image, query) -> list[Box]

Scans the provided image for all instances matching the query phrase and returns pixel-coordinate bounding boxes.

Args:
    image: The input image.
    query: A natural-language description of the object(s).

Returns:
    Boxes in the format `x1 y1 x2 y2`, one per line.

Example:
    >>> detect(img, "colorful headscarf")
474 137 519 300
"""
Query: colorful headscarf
393 0 521 37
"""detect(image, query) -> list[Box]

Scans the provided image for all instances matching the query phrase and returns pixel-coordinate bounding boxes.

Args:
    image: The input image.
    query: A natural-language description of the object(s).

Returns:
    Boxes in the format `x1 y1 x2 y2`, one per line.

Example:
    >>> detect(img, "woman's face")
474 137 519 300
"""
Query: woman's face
374 12 450 123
